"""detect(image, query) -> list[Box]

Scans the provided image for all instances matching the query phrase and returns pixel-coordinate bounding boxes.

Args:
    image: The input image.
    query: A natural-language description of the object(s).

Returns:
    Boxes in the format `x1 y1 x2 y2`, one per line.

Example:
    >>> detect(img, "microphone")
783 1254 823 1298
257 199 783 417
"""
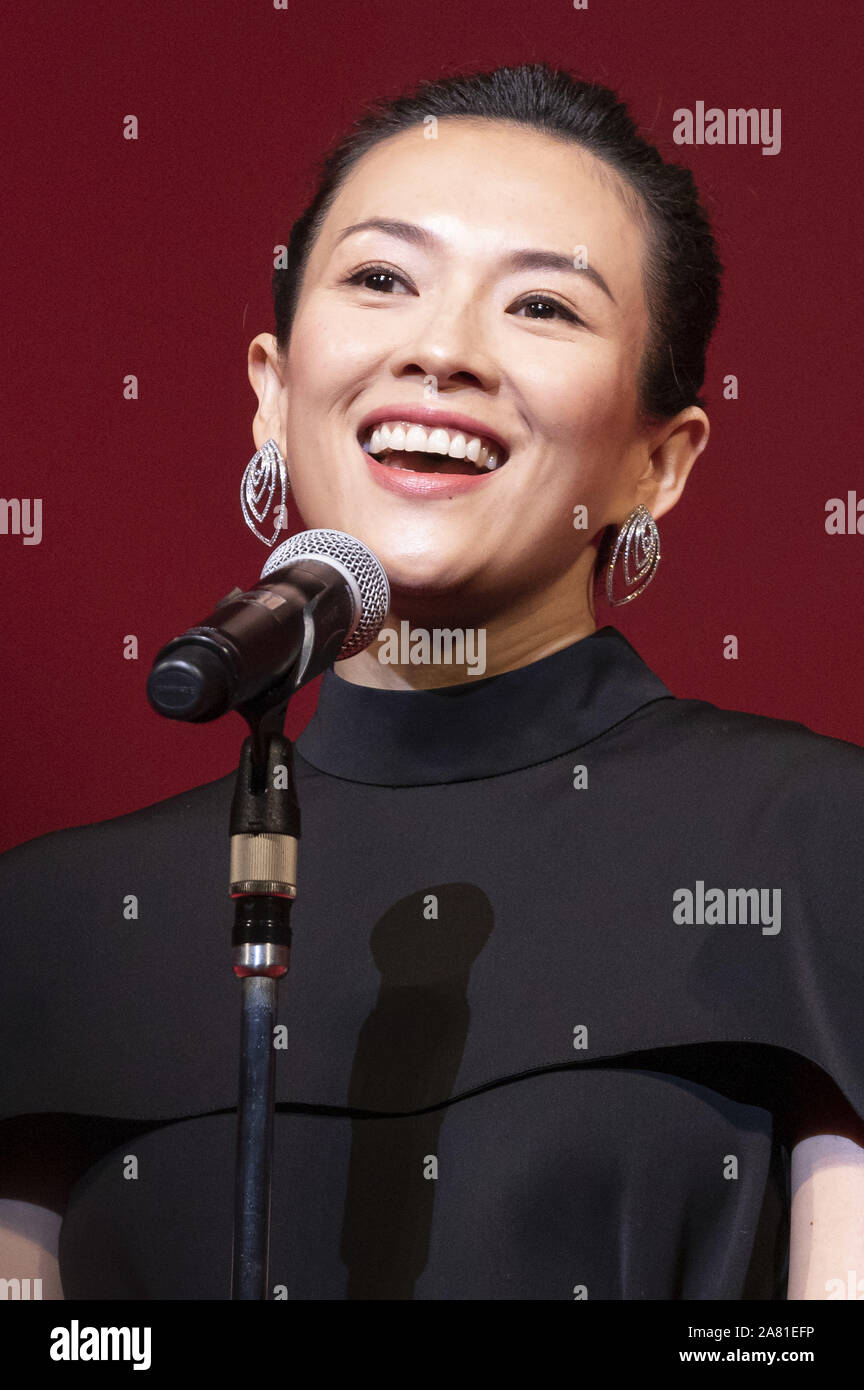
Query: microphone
146 529 390 723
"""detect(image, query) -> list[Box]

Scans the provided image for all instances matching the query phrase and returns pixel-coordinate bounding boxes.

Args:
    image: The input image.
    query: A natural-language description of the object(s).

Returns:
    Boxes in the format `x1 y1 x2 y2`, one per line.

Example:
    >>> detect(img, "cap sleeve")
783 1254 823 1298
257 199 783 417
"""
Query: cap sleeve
682 723 864 1141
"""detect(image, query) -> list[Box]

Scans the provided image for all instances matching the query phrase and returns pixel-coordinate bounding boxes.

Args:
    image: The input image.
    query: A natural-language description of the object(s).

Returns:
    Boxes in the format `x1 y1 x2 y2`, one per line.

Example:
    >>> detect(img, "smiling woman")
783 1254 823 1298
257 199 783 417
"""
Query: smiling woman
1 62 863 1303
250 76 717 653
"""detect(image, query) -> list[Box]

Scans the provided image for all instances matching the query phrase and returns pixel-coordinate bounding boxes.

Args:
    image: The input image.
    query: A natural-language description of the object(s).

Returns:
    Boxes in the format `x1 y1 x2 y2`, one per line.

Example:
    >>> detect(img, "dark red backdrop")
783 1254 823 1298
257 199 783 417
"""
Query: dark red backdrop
2 0 862 853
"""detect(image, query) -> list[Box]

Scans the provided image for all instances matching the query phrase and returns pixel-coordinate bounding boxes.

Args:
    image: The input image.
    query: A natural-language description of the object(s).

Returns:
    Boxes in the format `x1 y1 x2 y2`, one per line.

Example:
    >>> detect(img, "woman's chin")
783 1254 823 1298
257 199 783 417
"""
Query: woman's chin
295 507 497 606
385 562 475 603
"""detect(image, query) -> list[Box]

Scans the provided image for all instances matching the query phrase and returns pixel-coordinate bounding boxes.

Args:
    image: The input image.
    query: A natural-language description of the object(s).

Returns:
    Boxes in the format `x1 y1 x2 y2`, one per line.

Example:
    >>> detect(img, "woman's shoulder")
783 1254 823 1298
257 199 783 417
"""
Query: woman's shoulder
0 772 234 878
643 687 864 785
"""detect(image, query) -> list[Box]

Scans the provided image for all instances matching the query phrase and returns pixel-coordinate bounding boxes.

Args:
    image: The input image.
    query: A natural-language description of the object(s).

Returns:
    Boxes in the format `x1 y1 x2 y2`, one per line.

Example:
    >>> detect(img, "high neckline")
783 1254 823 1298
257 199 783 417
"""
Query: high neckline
294 624 674 786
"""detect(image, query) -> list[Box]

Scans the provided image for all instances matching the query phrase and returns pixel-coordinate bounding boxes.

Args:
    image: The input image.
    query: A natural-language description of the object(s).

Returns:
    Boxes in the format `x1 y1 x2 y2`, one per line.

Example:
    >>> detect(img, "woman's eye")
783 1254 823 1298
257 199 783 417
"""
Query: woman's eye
511 296 582 325
343 271 581 322
345 264 412 294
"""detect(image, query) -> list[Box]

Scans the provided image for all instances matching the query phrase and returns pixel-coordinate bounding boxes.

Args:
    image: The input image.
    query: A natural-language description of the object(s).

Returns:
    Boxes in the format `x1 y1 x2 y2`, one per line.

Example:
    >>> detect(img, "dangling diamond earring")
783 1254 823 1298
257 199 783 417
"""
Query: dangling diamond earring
240 438 289 547
605 504 661 606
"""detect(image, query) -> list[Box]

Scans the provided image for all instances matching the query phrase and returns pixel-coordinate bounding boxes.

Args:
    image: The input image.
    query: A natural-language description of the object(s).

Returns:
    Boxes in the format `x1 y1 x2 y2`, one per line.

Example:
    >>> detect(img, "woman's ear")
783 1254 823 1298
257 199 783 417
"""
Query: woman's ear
247 332 288 454
640 406 710 523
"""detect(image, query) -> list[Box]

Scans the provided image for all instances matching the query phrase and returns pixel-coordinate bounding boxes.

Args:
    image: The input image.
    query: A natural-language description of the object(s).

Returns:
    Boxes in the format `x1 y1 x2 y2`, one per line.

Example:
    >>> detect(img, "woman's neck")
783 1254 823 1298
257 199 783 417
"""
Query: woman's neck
335 558 599 690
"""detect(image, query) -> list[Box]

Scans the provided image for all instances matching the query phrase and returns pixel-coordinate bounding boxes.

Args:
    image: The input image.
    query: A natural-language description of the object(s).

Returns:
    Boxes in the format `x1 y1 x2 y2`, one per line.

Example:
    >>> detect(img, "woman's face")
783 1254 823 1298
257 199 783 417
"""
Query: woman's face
253 119 694 616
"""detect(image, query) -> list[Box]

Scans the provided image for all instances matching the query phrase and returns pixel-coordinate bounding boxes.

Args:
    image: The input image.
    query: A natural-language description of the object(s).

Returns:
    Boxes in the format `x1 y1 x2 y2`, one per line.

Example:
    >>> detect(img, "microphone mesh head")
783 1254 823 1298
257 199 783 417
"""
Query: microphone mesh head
260 529 390 660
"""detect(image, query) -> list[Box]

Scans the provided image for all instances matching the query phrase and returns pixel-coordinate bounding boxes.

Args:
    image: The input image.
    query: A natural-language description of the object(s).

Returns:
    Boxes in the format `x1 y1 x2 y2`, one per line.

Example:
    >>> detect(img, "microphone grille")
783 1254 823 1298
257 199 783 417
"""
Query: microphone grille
260 529 390 660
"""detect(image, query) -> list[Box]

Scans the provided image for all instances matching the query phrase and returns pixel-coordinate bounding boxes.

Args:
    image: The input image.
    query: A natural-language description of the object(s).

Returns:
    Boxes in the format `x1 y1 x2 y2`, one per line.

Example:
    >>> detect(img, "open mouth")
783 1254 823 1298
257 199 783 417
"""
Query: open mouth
358 420 509 475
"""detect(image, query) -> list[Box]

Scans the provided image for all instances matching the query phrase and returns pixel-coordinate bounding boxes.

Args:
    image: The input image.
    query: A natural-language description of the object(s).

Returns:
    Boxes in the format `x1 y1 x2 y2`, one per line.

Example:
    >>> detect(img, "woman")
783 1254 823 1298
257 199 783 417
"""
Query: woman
1 63 863 1300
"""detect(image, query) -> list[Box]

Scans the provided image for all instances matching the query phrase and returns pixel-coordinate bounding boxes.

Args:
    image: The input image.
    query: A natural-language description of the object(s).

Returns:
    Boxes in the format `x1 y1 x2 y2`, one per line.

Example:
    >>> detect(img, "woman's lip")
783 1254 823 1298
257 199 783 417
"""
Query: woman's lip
359 440 500 497
356 403 510 459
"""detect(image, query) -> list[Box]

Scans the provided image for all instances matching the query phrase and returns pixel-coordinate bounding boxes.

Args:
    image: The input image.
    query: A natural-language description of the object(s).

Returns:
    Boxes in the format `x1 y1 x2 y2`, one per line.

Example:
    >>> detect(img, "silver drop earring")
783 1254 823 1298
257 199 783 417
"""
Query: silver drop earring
240 438 290 547
606 504 661 606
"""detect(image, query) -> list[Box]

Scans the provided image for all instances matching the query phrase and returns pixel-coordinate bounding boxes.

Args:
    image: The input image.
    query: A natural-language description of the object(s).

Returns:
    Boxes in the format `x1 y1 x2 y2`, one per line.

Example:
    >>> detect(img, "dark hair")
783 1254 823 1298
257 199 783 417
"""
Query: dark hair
272 61 723 425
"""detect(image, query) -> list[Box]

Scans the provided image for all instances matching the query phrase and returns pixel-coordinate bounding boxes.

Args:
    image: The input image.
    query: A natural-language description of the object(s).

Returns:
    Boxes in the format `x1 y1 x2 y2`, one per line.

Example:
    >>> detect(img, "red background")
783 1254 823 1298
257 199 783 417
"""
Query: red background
2 0 862 853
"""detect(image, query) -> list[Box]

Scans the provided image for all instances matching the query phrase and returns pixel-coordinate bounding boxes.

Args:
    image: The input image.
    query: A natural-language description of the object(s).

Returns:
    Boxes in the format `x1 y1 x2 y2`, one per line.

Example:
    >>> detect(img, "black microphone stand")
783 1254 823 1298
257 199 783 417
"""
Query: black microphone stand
229 693 299 1300
146 540 389 1298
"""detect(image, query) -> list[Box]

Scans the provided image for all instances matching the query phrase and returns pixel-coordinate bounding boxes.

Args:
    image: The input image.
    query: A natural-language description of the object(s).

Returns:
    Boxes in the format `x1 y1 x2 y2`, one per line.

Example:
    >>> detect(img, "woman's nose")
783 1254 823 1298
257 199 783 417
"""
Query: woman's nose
388 296 501 392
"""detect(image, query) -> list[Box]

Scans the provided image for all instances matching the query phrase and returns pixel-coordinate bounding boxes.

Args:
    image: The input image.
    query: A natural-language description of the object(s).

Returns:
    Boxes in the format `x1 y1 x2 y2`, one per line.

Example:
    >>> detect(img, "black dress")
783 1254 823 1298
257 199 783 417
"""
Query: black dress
1 624 863 1300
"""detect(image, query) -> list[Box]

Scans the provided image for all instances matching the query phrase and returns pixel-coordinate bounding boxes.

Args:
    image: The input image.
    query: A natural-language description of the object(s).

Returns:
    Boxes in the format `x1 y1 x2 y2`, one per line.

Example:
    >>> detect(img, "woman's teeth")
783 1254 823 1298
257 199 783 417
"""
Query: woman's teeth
362 421 503 471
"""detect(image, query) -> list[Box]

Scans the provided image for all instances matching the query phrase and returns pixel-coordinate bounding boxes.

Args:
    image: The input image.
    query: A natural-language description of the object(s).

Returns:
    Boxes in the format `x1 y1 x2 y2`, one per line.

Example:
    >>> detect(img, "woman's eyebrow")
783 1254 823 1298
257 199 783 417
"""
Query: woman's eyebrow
333 219 616 304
